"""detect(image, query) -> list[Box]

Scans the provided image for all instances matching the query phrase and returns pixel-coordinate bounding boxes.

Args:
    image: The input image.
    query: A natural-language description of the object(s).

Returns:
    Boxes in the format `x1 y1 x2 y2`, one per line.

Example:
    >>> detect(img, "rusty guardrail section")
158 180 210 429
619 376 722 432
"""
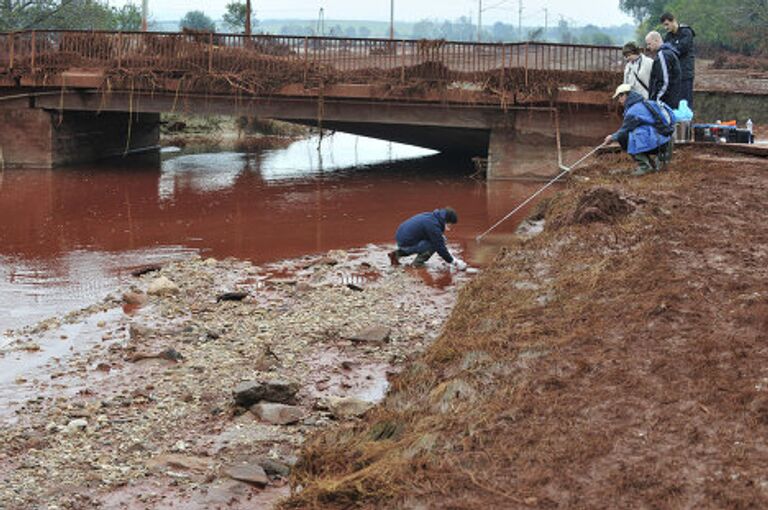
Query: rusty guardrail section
0 30 622 78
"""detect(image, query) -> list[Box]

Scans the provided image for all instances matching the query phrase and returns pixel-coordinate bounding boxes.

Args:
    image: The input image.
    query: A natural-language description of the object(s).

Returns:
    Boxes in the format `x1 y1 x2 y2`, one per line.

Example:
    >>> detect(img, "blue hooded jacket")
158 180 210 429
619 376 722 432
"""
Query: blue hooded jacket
395 209 454 263
611 91 675 155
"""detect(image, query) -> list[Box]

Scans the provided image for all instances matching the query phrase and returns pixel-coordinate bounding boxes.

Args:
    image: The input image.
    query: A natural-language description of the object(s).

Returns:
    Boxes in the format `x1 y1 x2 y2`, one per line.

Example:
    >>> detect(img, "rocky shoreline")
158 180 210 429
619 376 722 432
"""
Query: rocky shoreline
0 247 472 509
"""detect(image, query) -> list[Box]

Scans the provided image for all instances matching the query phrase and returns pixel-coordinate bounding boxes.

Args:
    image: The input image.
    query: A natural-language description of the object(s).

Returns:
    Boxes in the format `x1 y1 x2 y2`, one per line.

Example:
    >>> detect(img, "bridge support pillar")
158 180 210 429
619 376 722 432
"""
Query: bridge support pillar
487 107 613 180
0 104 159 168
487 126 561 180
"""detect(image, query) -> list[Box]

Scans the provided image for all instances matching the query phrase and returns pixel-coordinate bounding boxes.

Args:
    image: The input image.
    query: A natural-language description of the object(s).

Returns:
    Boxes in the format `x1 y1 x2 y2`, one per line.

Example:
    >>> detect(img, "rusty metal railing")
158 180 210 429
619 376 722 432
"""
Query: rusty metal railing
0 30 623 78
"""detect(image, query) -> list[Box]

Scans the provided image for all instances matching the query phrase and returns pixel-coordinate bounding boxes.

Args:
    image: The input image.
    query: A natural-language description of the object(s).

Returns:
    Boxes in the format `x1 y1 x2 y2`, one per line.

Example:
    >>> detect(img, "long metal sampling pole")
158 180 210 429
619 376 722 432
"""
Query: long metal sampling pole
475 142 606 243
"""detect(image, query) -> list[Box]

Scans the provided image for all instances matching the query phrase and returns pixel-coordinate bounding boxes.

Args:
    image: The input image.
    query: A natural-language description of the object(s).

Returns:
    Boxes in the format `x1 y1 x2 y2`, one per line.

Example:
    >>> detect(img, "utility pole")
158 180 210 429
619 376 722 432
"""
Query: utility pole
543 7 548 42
317 7 325 36
518 0 523 41
245 0 252 37
478 0 482 42
389 0 394 40
141 0 148 31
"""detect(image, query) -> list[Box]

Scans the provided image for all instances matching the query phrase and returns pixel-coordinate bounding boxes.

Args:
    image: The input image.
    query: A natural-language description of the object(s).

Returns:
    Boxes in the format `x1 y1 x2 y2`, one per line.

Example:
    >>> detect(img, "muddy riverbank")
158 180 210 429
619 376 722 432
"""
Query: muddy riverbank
0 246 475 509
284 145 768 509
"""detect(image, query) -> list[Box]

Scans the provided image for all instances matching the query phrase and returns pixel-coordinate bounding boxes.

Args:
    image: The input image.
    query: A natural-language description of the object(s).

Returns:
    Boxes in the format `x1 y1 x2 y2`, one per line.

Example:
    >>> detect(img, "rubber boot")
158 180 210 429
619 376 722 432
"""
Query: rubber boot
657 140 674 170
412 251 433 268
388 249 405 266
631 154 656 176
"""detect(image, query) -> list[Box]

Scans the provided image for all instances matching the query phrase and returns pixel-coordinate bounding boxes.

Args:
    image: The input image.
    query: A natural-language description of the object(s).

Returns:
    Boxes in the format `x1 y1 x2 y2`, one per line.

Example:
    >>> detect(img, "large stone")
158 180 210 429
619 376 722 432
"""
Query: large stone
147 276 180 296
346 326 391 343
146 453 213 473
249 402 303 425
325 396 374 419
259 458 291 478
123 291 148 306
233 380 300 407
224 462 269 487
64 419 88 434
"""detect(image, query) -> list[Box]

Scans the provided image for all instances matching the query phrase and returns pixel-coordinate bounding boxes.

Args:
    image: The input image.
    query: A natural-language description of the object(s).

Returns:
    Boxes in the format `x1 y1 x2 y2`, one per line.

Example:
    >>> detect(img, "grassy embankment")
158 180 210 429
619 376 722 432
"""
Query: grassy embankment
283 146 768 509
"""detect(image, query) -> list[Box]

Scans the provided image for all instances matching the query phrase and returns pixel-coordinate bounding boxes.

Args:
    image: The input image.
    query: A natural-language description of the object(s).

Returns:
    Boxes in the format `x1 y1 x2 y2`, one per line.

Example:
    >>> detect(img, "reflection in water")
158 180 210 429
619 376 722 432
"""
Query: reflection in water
0 133 546 331
158 133 436 200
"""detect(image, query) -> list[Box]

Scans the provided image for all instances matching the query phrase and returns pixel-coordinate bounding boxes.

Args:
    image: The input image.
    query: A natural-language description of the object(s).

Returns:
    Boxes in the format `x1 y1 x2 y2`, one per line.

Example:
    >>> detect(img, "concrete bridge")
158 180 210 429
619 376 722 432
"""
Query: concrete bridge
0 30 623 178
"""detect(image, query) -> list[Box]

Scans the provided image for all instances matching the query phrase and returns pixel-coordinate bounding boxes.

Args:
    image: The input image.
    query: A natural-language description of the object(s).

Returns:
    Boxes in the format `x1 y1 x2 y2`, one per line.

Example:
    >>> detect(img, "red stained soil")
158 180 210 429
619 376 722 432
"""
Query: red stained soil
284 146 768 509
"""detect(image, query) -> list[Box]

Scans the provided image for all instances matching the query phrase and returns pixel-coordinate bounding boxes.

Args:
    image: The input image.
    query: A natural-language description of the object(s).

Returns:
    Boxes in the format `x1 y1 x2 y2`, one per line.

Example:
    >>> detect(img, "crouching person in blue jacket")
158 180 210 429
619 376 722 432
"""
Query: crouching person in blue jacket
388 207 467 270
605 83 676 176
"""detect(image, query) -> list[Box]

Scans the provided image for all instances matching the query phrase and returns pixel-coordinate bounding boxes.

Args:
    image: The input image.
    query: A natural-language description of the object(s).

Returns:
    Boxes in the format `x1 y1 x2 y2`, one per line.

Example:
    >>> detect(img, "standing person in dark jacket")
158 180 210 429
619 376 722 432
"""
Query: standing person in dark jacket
645 31 682 109
661 12 696 107
388 207 467 270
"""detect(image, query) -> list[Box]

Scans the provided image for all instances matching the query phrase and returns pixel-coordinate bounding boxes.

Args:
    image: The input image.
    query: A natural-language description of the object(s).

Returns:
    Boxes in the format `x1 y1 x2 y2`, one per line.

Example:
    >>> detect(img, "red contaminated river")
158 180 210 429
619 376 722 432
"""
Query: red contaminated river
0 133 543 332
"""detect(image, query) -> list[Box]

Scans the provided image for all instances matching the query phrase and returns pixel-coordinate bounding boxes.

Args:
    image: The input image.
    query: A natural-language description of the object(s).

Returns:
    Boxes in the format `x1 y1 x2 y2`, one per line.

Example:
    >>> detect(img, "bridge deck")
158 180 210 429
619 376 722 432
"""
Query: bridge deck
0 31 622 106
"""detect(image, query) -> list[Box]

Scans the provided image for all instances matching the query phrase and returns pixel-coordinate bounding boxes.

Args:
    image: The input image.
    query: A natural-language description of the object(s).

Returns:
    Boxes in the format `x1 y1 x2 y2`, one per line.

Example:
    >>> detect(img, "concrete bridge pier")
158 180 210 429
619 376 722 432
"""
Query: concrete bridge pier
0 102 159 169
487 107 613 180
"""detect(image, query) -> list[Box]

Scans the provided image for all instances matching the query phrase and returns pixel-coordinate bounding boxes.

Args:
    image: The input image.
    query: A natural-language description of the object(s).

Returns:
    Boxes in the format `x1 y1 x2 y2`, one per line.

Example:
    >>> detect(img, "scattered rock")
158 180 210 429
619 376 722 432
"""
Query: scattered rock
158 348 184 362
259 458 292 478
128 348 183 363
346 283 364 292
147 276 180 296
130 264 162 277
346 326 391 343
65 419 88 434
129 323 153 340
223 461 269 487
19 342 41 352
250 402 304 425
325 396 374 419
233 380 300 407
147 453 212 473
123 291 148 306
216 291 249 303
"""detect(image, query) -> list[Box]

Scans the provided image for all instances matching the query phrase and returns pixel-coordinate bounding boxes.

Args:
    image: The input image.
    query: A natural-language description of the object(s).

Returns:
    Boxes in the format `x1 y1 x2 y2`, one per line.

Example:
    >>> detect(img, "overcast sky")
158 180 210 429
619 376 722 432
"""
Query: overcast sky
120 0 634 27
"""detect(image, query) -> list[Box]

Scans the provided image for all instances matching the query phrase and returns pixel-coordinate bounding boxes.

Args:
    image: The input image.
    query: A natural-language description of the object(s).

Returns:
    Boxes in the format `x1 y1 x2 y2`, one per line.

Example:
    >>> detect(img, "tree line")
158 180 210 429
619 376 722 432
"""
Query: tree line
620 0 767 54
0 0 141 31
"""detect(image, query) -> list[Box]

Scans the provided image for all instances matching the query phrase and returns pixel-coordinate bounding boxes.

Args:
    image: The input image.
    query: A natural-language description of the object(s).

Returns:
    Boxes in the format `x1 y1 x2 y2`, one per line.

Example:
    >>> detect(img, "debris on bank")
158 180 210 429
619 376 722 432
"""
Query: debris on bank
0 247 471 509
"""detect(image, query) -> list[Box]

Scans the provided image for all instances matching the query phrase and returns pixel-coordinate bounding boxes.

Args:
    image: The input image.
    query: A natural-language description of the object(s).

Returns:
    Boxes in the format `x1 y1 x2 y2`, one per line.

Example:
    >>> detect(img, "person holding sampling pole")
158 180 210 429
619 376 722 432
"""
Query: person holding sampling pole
604 83 676 176
389 207 467 270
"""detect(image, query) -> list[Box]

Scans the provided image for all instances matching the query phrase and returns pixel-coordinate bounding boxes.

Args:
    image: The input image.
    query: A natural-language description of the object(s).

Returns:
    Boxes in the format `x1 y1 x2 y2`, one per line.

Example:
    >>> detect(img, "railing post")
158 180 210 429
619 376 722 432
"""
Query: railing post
208 32 213 73
400 41 405 83
117 32 122 69
31 30 36 73
8 33 14 70
524 42 529 87
303 36 309 83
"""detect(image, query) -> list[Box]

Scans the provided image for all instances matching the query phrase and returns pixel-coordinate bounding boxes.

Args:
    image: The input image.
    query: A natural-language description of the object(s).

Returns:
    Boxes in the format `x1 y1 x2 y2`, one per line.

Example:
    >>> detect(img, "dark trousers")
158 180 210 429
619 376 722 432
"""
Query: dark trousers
398 239 434 258
681 78 694 107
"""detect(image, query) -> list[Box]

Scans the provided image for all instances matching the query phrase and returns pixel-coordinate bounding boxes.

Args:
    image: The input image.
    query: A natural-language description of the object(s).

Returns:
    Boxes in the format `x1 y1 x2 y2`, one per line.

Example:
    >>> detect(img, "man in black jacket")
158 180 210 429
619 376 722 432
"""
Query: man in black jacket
661 12 695 107
645 30 682 109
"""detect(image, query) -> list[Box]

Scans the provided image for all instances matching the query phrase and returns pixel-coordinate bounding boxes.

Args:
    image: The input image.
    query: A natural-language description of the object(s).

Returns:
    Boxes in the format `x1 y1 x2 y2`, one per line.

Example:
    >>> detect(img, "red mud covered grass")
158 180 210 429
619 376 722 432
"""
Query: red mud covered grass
284 147 768 509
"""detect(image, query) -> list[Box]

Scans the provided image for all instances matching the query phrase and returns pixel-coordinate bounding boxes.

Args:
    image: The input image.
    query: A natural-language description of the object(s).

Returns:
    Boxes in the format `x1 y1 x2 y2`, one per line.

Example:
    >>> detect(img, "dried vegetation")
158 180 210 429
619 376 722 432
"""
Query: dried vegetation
284 146 768 509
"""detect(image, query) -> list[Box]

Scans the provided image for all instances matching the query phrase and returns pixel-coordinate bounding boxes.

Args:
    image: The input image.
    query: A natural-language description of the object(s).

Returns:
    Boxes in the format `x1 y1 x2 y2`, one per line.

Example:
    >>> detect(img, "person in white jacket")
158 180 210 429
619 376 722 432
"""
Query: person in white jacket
622 42 653 99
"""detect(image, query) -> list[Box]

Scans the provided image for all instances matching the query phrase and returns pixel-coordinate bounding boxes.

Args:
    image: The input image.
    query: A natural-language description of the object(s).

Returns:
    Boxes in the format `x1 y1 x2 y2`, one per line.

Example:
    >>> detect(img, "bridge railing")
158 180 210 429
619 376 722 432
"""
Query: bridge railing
0 30 623 79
